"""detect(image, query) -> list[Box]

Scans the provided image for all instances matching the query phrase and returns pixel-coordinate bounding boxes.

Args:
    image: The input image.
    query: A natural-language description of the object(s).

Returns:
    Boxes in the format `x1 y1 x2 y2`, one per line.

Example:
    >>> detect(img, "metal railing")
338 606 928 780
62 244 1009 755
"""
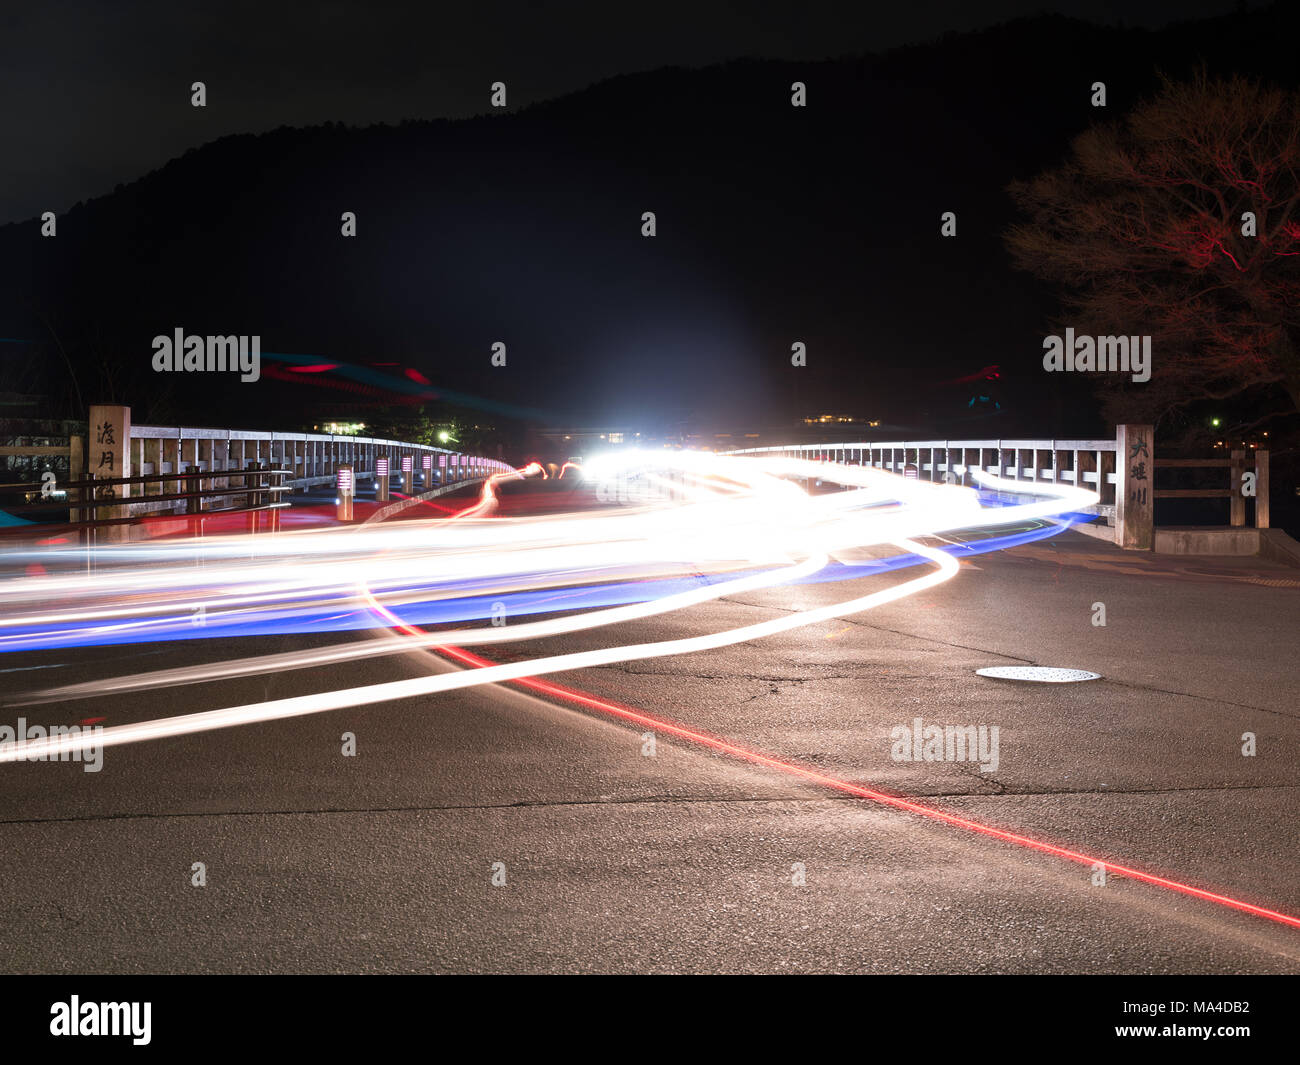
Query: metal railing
723 431 1163 546
128 423 510 502
726 438 1119 512
0 466 292 568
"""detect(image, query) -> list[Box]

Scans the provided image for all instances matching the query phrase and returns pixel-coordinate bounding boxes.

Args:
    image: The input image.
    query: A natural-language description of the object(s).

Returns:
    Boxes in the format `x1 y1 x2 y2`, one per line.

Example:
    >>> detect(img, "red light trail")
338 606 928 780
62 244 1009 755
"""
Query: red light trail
7 453 1297 935
434 643 1300 933
386 471 1300 935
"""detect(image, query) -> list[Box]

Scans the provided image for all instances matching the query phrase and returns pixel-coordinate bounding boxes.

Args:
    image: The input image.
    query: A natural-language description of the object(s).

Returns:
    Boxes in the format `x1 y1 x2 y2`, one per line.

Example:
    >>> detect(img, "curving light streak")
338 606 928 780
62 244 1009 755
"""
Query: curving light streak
1 537 957 760
5 453 1295 936
0 457 1073 648
1 450 1094 760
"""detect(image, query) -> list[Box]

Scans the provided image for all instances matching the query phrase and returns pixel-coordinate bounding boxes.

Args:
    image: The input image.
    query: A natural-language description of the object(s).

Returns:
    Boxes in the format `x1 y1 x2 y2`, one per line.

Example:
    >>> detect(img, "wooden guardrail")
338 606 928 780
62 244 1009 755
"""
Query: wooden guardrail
1153 451 1269 529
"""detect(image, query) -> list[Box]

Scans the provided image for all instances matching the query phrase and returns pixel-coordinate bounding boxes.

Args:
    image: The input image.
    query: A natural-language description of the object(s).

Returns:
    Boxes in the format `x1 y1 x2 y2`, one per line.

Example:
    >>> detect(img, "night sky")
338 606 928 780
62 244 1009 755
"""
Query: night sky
1 0 1258 226
0 0 1289 440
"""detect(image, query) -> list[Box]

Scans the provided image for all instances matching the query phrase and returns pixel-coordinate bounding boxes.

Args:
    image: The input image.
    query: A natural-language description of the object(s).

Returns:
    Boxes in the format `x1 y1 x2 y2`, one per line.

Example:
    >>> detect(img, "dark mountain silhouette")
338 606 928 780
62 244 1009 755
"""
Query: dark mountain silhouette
2 4 1297 437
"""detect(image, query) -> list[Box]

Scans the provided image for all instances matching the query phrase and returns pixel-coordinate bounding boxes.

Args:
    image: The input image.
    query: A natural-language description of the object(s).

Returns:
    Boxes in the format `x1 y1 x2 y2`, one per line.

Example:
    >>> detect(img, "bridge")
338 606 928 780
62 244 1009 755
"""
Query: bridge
729 425 1287 560
2 403 511 539
6 415 1280 553
1 420 1298 974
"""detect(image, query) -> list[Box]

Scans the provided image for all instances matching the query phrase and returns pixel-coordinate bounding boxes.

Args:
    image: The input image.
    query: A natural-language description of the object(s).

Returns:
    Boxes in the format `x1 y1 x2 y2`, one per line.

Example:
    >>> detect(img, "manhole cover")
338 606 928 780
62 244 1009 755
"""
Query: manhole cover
975 666 1102 683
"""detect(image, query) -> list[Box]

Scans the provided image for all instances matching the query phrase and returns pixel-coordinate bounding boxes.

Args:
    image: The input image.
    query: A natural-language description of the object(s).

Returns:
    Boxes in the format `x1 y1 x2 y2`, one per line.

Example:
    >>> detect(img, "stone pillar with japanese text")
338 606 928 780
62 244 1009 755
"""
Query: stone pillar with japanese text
1115 424 1153 551
88 404 131 542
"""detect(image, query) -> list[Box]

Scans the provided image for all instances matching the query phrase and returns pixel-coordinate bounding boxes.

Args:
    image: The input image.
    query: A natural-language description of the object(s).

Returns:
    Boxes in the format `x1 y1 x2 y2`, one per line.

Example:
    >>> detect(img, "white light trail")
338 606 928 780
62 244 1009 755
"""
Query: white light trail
0 451 1097 762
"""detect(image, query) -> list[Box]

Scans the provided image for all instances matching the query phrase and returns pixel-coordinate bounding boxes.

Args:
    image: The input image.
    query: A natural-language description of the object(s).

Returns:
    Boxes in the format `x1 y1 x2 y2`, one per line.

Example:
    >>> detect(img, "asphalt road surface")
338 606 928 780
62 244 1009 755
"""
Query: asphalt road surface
2 480 1298 973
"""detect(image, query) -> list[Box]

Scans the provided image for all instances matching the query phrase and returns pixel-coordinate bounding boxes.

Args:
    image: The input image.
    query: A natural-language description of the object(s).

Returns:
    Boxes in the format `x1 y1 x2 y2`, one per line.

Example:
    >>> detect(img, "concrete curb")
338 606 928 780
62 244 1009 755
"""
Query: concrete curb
364 478 487 525
1259 528 1300 569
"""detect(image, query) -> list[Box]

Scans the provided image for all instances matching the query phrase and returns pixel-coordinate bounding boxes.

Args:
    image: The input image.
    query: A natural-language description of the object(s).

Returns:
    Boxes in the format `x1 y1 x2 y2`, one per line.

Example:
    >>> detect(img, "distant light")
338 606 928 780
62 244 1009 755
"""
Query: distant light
1211 417 1221 427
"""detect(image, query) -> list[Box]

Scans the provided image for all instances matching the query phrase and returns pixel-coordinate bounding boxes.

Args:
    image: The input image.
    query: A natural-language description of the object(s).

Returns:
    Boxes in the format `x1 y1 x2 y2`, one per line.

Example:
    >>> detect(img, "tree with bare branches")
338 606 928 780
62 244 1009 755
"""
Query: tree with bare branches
1007 72 1300 434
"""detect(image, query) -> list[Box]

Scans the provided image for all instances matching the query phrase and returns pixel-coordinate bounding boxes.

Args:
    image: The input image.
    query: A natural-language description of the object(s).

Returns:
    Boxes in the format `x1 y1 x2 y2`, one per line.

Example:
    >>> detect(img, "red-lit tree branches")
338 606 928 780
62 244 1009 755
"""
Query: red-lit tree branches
1007 72 1300 426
